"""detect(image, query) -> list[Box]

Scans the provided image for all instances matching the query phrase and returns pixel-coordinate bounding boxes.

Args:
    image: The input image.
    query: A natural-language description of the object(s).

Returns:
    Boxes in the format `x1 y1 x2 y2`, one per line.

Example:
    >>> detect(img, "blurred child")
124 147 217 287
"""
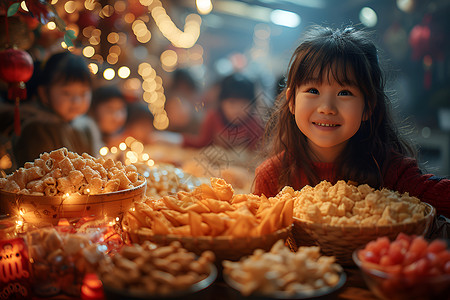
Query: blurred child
253 26 450 217
13 51 101 166
180 73 264 150
119 101 154 145
164 69 202 134
89 85 127 147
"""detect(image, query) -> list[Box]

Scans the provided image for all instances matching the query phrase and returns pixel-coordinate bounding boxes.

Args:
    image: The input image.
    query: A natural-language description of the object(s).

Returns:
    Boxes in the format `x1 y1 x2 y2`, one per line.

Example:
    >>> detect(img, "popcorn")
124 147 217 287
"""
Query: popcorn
291 180 426 226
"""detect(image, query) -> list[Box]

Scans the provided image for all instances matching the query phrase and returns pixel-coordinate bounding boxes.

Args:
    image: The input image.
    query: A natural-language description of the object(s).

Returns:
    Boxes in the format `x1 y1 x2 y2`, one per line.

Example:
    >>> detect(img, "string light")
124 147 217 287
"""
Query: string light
103 68 115 80
150 0 202 48
118 66 130 79
47 21 57 30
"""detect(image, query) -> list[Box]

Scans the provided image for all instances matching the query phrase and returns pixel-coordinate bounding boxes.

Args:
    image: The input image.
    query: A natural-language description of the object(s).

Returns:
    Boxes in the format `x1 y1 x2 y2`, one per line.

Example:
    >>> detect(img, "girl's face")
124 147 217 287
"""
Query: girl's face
290 76 366 162
96 98 127 135
221 97 251 124
46 81 92 122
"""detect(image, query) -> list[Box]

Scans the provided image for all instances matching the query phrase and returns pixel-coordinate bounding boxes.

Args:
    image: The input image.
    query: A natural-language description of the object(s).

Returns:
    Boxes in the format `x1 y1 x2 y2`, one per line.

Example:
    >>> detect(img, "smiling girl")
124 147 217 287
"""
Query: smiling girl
254 26 450 217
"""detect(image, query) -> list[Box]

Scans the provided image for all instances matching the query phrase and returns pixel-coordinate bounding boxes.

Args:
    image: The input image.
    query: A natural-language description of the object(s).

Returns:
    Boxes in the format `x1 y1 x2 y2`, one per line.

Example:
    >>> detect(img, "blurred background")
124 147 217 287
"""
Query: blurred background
1 0 449 176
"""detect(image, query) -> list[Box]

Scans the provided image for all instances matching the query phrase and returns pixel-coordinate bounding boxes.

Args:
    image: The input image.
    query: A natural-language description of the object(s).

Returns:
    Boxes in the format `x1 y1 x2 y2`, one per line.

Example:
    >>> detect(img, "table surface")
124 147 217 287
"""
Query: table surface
32 267 377 300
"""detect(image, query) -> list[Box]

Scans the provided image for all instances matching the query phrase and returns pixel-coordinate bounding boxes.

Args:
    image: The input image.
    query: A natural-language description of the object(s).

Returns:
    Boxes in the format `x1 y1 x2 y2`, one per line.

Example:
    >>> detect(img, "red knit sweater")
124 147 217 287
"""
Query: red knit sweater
254 155 450 218
182 110 264 149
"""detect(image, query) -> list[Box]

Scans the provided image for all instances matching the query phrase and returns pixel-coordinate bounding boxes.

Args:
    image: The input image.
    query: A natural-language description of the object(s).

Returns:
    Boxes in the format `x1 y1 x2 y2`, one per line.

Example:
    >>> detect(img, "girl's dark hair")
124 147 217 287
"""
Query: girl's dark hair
265 25 415 190
218 73 256 104
91 85 126 111
40 51 92 87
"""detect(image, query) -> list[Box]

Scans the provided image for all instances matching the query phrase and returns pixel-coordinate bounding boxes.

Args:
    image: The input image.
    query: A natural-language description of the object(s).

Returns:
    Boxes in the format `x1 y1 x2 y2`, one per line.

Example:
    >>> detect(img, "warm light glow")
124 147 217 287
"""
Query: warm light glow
196 0 212 15
147 159 155 167
83 46 95 58
47 21 56 30
99 146 109 156
85 188 90 193
125 136 135 146
140 0 153 5
65 193 70 198
151 1 201 48
124 13 135 23
103 68 115 80
130 141 144 153
118 66 130 79
114 1 126 12
64 1 77 13
61 41 68 49
107 53 119 65
101 5 114 17
20 1 29 12
107 32 120 44
16 220 23 226
141 153 150 161
110 45 121 55
115 217 120 222
119 142 127 151
160 50 178 68
111 146 118 154
88 63 98 74
137 31 152 43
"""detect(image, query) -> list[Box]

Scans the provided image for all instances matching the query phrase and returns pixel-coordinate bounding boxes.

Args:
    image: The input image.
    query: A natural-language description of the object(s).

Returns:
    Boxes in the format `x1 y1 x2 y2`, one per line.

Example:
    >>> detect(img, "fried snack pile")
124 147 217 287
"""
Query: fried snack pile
288 180 426 226
0 147 144 196
134 163 201 199
223 240 343 296
98 241 215 295
124 178 293 237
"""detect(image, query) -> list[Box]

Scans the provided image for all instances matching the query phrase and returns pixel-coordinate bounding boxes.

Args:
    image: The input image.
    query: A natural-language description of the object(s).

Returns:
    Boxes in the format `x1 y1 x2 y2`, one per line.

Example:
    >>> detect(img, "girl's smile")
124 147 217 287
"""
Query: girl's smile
289 74 366 162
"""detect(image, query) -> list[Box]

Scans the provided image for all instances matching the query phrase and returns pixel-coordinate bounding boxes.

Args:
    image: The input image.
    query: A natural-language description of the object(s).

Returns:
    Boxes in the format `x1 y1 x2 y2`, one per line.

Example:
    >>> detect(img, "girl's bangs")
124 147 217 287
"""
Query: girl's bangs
297 47 361 88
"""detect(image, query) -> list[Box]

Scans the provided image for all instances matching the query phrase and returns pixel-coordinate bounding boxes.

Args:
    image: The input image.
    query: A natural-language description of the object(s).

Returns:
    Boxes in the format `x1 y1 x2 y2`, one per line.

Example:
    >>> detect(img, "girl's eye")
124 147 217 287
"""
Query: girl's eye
338 90 352 96
307 88 319 94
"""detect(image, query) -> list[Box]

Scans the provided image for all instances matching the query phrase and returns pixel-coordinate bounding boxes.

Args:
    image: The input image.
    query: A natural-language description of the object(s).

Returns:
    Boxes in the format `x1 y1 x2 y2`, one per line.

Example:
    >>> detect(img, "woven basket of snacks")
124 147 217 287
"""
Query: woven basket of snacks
0 148 146 226
122 177 293 261
285 181 436 266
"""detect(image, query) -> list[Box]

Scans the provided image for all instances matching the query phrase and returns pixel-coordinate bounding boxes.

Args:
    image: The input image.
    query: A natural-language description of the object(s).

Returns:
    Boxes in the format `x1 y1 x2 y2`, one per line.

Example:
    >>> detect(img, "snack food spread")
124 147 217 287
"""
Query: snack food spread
289 180 426 226
123 177 293 237
0 148 145 196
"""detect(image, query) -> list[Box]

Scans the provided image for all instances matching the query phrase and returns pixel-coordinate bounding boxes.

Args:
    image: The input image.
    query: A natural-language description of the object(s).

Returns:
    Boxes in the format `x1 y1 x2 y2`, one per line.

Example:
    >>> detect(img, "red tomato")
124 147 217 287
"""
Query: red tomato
388 242 405 265
427 240 447 254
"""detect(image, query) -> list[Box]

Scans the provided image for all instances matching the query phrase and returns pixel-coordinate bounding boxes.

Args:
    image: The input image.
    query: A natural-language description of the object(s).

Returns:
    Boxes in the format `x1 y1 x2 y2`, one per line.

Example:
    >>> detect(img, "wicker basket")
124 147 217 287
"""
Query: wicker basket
291 203 435 266
124 225 292 262
0 178 146 226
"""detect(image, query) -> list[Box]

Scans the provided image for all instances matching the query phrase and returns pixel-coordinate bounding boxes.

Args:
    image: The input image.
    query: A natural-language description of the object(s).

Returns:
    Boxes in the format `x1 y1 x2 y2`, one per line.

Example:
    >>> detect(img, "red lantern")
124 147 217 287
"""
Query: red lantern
0 48 34 136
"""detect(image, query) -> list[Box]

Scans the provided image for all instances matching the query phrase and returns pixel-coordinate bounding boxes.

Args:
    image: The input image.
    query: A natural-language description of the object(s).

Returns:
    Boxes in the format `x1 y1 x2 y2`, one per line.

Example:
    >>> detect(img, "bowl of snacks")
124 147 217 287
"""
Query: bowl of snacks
122 177 293 261
353 233 450 300
99 241 217 300
289 180 435 265
0 148 146 226
223 240 346 299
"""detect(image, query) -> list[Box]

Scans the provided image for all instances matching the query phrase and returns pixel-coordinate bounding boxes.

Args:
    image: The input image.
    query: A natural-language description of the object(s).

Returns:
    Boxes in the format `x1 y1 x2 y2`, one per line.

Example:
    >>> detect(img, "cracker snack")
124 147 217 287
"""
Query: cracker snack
99 241 215 295
223 240 343 296
123 177 293 238
0 148 145 196
288 180 426 226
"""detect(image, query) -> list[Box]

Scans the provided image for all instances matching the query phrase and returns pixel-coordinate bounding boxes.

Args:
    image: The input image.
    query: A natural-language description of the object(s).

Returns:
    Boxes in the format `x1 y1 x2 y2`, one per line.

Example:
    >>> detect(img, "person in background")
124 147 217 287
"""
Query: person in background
119 101 155 145
89 85 127 148
253 25 450 218
164 68 202 134
156 73 264 151
12 51 102 166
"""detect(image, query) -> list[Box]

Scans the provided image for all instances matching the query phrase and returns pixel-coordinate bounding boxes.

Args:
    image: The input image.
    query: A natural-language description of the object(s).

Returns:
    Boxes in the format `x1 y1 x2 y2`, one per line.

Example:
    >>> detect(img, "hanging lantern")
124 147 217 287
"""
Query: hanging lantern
0 48 34 136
